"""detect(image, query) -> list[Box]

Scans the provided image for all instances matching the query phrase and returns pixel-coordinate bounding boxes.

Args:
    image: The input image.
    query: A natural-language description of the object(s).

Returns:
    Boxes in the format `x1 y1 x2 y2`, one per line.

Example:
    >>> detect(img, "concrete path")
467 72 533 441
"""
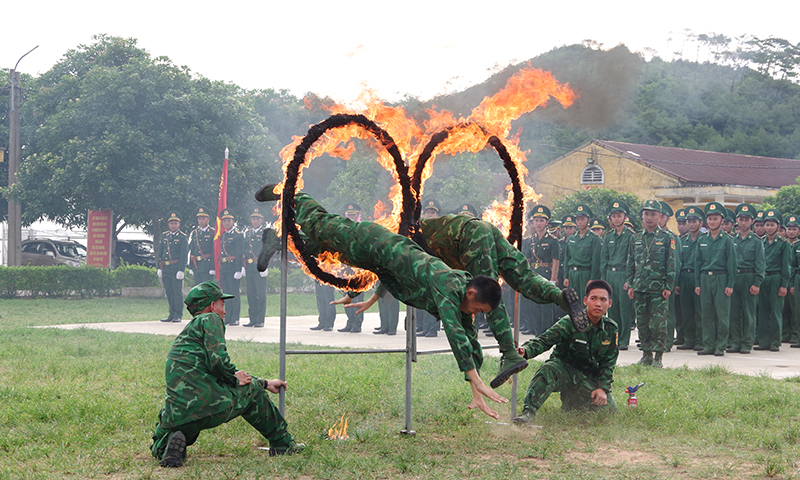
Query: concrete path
46 312 800 379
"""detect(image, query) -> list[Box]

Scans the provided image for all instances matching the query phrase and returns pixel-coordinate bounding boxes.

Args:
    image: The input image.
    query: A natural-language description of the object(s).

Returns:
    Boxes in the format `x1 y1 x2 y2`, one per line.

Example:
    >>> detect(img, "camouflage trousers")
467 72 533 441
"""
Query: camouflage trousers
756 274 784 350
677 274 700 348
633 292 668 353
606 270 634 347
699 275 730 353
458 220 563 355
151 380 293 459
522 358 616 414
729 272 758 351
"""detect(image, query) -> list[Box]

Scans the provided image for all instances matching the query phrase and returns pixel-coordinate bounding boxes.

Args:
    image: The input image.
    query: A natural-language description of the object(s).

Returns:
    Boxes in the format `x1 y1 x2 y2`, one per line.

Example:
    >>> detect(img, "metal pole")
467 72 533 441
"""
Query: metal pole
511 291 520 419
278 207 288 415
401 306 416 435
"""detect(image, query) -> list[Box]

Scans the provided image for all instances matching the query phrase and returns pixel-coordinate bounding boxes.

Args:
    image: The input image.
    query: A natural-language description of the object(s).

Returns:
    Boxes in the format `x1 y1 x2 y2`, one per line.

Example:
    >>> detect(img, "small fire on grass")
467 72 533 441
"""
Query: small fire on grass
328 414 349 440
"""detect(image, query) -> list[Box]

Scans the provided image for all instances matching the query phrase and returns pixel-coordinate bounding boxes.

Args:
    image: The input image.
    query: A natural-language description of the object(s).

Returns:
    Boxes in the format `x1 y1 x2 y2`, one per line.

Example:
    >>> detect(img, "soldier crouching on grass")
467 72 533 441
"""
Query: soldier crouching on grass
150 281 304 468
513 280 618 425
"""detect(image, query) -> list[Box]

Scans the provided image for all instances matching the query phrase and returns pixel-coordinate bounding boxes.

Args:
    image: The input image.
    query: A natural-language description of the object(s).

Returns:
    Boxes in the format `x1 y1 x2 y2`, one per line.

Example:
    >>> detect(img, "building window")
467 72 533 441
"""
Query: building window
581 165 604 184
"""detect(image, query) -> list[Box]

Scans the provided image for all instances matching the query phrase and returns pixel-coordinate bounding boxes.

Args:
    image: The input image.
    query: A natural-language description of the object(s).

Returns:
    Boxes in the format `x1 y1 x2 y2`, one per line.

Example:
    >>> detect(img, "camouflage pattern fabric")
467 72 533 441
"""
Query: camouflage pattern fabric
729 231 765 352
150 311 292 458
295 194 482 373
600 228 634 347
420 215 564 355
634 294 668 353
520 316 618 414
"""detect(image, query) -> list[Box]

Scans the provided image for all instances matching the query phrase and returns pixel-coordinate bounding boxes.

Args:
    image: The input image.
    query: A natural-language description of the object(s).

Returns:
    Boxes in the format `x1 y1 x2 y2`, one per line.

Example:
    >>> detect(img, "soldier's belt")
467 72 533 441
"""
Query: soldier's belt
195 254 212 261
532 262 552 269
766 270 782 276
681 268 695 273
160 260 179 266
570 266 591 271
737 268 755 274
701 270 727 276
220 256 237 263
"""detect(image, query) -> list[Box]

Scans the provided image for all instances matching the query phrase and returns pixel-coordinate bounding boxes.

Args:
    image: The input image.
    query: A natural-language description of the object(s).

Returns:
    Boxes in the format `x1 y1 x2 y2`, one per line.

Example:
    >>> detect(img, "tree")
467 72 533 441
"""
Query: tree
11 35 282 240
551 188 644 230
765 181 800 217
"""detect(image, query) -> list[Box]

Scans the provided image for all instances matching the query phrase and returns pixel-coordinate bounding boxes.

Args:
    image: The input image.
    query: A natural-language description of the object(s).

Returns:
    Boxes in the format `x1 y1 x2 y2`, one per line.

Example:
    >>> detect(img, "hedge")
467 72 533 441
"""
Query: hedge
0 265 160 299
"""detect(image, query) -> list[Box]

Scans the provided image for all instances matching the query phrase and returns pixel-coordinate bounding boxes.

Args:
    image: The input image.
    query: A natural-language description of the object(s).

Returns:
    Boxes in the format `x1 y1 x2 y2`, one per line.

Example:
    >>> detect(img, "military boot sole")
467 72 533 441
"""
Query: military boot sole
563 287 589 333
255 184 281 202
490 359 528 389
269 442 305 456
160 431 186 468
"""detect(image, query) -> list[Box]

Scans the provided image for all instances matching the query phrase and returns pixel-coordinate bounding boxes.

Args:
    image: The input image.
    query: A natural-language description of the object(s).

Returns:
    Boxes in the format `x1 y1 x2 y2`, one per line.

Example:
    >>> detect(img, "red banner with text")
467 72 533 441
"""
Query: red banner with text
87 210 113 268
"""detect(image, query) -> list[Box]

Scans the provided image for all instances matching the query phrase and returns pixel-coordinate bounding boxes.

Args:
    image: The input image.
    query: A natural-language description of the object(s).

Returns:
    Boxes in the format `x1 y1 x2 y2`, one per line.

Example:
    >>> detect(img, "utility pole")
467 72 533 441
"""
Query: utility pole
6 46 37 266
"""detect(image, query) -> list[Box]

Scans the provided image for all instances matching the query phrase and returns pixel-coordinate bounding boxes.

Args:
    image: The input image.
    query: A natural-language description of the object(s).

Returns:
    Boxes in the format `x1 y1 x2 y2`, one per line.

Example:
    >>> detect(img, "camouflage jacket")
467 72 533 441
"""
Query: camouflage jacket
420 214 481 271
521 315 618 392
626 227 676 293
159 312 264 428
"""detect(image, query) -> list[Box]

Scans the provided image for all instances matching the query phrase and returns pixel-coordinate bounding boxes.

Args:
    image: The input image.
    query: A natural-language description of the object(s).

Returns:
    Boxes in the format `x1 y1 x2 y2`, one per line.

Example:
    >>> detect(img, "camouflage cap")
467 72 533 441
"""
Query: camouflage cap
785 215 800 228
734 203 756 219
763 209 783 226
642 199 662 212
684 206 706 221
574 204 593 218
167 211 182 222
219 208 235 220
659 201 674 217
607 200 629 216
561 215 577 227
184 281 235 315
754 211 765 224
196 207 210 217
458 204 478 217
528 205 551 220
675 208 686 221
704 202 725 217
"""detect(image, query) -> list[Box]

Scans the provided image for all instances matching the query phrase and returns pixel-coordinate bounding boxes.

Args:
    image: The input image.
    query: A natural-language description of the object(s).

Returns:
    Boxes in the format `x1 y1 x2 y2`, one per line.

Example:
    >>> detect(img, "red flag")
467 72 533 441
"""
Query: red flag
213 149 229 280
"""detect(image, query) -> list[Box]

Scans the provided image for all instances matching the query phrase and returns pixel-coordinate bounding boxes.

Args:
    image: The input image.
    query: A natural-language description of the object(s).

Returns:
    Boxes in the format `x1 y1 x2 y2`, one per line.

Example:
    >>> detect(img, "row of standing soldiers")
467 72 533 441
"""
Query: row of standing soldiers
526 198 800 368
157 207 272 327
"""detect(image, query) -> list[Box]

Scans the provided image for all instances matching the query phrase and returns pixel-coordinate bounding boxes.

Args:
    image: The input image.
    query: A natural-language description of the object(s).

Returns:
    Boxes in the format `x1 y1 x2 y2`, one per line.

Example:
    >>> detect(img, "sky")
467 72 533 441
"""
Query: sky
3 0 800 103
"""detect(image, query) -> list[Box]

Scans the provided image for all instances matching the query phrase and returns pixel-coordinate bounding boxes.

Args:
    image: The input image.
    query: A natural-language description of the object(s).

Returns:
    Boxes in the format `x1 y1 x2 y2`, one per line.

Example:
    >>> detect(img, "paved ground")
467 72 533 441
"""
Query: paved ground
47 312 800 379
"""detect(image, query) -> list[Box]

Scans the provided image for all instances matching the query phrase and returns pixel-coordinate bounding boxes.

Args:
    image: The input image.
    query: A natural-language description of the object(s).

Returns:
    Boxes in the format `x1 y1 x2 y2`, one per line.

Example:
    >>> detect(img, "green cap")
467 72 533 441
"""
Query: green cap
251 207 265 218
196 207 211 218
423 199 440 213
754 211 765 224
723 208 735 223
785 215 800 228
675 208 686 221
528 205 551 220
548 219 562 228
607 200 630 216
704 202 725 217
642 199 662 212
734 203 756 219
659 201 674 217
185 281 235 315
590 218 606 230
684 206 706 221
561 215 577 227
574 204 593 218
458 204 478 217
219 208 235 220
167 211 182 222
763 209 783 226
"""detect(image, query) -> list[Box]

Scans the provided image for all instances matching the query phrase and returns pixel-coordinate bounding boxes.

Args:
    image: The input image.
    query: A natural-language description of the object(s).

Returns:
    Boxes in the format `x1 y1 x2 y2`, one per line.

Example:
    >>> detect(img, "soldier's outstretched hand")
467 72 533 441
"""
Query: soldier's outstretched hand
466 369 507 420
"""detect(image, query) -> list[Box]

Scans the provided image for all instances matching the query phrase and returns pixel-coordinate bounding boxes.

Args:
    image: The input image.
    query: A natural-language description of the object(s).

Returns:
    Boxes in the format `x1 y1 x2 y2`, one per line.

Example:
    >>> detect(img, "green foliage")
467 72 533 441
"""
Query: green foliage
113 264 159 288
0 266 115 298
765 183 800 217
551 188 644 229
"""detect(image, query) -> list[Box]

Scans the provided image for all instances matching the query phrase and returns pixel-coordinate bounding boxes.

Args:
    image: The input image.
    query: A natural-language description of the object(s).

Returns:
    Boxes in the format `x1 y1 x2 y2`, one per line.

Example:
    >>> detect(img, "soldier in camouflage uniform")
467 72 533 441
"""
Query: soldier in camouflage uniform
513 280 618 425
188 207 216 285
676 207 705 351
151 281 303 467
728 203 765 354
258 189 508 419
217 209 245 326
627 200 676 368
695 202 737 356
601 200 634 350
564 205 601 292
244 207 272 328
755 210 791 351
158 211 189 323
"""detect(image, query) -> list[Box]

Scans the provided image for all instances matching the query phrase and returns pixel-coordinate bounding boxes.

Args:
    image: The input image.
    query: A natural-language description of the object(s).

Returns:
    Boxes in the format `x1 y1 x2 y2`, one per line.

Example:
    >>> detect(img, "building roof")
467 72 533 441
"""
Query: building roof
595 140 800 189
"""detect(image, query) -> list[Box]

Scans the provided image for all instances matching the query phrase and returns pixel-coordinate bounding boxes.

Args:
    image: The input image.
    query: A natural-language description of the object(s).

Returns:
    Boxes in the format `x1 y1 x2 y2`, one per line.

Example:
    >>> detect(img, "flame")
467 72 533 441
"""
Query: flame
328 414 349 440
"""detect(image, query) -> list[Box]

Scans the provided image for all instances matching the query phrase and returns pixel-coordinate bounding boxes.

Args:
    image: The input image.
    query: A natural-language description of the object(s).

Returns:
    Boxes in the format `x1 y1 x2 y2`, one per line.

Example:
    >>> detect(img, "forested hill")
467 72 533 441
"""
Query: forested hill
414 43 800 172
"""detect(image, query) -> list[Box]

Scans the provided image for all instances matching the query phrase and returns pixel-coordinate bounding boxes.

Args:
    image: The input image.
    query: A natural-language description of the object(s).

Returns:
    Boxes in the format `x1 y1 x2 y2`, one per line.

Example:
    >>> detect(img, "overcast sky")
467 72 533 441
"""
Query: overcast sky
4 0 799 102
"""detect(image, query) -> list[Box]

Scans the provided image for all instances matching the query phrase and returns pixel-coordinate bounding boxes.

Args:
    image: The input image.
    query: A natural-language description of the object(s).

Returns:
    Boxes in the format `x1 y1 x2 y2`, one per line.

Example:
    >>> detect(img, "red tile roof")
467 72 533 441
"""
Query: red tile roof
595 140 800 189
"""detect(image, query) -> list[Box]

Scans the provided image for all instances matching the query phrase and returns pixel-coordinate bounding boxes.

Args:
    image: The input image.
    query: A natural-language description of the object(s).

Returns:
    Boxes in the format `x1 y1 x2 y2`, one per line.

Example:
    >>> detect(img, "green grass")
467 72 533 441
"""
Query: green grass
2 298 800 479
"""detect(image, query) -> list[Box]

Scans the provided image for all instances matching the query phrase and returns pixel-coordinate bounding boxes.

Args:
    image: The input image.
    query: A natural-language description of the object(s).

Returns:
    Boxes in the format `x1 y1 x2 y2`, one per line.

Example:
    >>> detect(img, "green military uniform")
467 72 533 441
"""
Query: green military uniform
218 209 245 326
600 200 634 349
418 199 442 336
189 207 216 286
673 208 687 345
695 202 737 355
520 205 561 335
159 211 189 322
676 207 704 350
756 210 791 351
296 193 485 374
420 212 565 375
564 205 601 291
659 202 681 350
518 315 618 418
787 215 800 347
244 207 270 328
728 204 765 353
626 200 676 365
338 202 365 333
151 281 298 464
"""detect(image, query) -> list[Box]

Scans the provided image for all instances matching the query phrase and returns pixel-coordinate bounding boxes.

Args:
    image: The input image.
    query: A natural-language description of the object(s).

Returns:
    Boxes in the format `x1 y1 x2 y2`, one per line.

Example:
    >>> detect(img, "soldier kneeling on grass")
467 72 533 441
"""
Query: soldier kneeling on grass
513 280 618 425
150 281 304 468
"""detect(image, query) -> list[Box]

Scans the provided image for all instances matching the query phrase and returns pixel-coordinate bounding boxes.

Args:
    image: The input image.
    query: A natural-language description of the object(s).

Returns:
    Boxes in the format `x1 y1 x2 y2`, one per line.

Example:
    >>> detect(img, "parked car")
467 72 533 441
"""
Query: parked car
114 240 156 268
21 239 87 267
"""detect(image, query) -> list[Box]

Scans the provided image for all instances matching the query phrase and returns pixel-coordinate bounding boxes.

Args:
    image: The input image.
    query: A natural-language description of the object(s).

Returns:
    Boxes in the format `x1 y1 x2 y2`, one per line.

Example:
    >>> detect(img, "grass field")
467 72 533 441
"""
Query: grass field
2 296 800 479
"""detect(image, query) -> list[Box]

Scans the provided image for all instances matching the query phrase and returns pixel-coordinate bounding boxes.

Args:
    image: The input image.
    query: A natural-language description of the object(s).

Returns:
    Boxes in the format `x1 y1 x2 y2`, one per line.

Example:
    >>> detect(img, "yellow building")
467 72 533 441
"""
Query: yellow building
532 140 800 228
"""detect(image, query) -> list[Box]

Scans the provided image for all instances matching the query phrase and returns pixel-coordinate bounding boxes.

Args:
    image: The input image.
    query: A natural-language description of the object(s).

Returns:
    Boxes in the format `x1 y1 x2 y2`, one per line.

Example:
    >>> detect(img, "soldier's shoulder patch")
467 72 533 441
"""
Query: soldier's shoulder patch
671 239 676 249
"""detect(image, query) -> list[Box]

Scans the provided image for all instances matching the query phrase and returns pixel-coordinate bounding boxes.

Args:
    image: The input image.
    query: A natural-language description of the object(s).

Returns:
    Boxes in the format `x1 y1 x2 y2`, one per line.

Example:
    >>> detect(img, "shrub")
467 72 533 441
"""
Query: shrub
113 265 159 288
